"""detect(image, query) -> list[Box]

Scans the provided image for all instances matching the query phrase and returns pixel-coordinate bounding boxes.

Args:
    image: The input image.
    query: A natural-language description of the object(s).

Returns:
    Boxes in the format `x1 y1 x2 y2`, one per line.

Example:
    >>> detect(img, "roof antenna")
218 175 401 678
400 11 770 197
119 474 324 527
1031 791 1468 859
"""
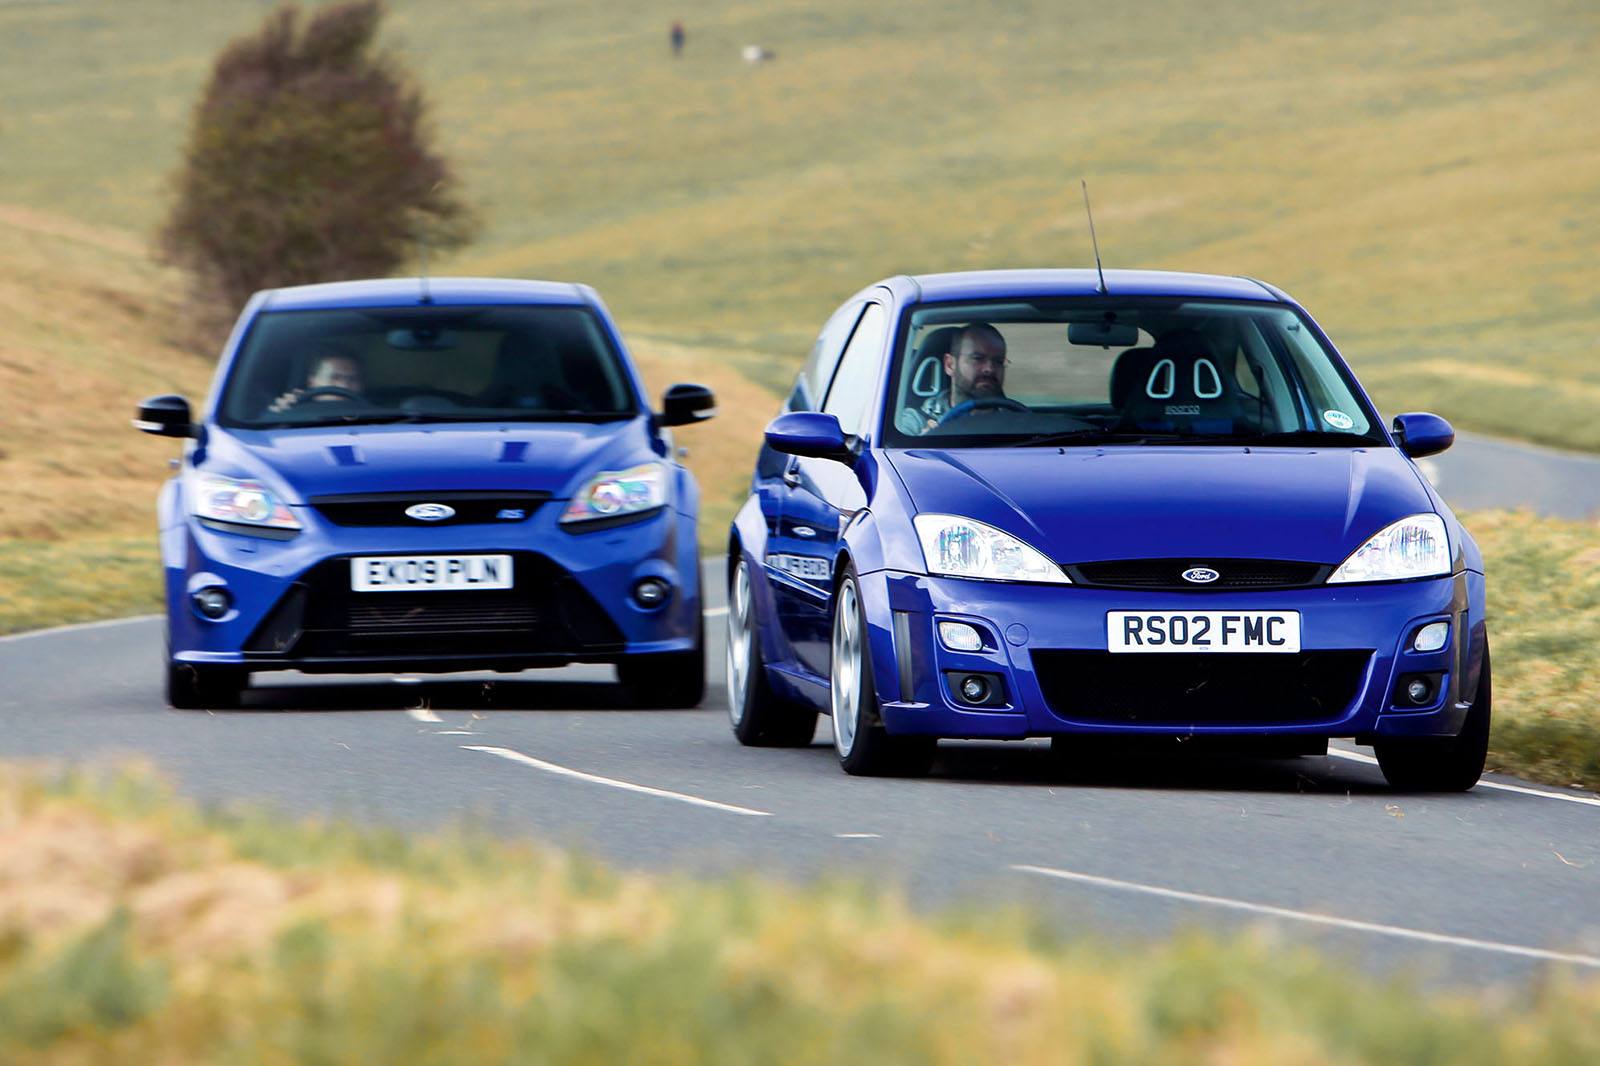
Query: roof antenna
1081 179 1107 294
416 203 434 304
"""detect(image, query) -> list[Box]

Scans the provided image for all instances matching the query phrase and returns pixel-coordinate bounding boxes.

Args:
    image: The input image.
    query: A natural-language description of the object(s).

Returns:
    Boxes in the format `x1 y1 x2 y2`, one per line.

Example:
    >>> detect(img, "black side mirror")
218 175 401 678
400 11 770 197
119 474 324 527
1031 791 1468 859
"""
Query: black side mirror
1391 412 1454 459
661 383 716 426
133 395 199 438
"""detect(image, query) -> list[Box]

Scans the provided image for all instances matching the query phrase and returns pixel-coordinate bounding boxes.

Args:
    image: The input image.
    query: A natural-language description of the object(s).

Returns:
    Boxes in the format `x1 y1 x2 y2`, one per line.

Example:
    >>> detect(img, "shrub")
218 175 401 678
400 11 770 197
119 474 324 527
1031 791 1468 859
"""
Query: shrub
158 0 474 342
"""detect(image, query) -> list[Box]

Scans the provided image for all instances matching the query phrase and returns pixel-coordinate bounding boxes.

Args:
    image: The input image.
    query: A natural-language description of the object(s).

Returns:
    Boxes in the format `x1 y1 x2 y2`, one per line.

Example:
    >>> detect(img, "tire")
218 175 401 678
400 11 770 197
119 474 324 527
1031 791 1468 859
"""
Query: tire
618 615 705 709
166 660 245 710
1374 646 1492 792
831 567 935 777
726 555 817 746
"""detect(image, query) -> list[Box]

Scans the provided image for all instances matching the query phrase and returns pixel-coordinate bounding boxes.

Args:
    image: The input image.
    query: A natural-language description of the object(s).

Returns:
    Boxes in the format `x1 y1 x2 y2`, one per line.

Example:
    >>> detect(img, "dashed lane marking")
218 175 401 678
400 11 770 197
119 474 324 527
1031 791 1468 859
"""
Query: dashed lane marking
1014 864 1600 969
463 745 772 817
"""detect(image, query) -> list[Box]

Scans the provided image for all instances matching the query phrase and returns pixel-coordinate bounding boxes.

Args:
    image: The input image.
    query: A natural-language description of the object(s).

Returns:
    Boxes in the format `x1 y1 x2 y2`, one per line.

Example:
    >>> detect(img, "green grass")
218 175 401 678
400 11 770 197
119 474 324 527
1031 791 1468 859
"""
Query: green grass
1 761 1596 1065
1473 511 1600 789
2 0 1598 448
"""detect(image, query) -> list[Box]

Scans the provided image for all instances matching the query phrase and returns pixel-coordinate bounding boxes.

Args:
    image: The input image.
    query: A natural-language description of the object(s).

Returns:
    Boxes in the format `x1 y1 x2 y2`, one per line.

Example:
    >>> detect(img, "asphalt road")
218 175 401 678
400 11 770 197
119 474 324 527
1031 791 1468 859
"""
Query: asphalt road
1420 431 1600 519
3 561 1598 991
2 437 1597 989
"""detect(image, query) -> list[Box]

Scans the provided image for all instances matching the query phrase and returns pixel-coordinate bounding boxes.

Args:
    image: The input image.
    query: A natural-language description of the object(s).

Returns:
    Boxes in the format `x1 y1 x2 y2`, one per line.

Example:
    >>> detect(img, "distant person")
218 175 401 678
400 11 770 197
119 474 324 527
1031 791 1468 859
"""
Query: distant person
269 347 364 412
670 20 685 56
899 322 1009 432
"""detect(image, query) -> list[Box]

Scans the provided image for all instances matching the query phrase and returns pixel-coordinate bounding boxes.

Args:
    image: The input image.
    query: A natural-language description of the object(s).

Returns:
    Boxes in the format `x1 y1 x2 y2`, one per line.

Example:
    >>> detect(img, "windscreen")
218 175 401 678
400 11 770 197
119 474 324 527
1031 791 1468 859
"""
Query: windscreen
218 305 638 428
882 297 1381 448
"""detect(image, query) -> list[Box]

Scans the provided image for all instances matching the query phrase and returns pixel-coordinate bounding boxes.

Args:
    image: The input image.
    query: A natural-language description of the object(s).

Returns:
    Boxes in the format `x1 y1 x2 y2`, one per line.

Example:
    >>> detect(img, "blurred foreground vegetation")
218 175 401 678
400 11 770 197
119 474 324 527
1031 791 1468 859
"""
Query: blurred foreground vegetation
0 762 1596 1065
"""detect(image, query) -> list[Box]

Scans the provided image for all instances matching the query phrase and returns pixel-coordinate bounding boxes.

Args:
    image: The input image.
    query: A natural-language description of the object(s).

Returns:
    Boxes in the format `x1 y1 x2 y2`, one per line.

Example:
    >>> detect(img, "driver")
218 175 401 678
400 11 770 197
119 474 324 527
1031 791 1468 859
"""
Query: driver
268 346 365 412
905 322 1010 432
947 322 1008 408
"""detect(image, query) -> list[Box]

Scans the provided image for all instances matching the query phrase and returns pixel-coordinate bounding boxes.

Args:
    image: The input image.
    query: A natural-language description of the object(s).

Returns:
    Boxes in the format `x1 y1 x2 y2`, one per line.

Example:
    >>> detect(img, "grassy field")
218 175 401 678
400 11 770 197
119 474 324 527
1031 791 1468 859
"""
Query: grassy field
2 0 1598 446
0 761 1596 1064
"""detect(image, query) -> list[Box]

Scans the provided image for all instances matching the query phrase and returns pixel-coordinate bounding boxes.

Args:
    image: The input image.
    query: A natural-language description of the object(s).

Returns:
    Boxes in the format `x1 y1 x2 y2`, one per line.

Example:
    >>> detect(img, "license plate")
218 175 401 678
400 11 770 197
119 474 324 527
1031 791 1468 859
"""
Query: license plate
1107 611 1301 653
351 554 513 592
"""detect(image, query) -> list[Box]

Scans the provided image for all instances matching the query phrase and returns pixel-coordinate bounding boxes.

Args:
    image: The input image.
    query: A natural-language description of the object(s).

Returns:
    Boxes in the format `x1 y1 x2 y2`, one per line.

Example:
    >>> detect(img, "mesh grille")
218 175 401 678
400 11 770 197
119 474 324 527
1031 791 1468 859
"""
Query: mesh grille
1032 649 1371 726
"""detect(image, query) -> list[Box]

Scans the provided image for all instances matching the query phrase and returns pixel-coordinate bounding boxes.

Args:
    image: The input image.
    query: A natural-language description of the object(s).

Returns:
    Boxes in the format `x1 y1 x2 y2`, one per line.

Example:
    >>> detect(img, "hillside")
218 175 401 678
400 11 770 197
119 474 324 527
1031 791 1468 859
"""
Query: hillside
0 0 1596 447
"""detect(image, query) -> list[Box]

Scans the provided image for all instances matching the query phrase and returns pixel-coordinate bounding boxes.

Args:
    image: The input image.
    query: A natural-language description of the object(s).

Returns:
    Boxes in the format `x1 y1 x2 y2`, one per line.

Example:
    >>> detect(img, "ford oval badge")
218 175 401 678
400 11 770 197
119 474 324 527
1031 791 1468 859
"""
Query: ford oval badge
1181 567 1220 584
405 503 455 522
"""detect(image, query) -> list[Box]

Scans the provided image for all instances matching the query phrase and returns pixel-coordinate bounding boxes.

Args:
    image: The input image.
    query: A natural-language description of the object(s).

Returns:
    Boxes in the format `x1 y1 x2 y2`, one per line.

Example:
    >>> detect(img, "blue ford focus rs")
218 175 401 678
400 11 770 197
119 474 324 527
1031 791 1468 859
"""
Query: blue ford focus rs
726 270 1490 790
136 277 714 709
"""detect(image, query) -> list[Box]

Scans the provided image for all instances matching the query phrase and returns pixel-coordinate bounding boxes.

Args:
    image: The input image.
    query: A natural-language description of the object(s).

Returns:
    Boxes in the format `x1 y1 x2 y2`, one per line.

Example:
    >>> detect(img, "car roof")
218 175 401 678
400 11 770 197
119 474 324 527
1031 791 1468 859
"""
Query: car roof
903 269 1284 303
257 277 594 311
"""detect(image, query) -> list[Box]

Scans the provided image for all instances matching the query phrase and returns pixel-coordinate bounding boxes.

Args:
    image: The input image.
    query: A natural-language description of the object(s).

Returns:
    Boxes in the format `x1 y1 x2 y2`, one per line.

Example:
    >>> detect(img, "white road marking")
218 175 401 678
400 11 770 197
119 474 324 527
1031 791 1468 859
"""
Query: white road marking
406 707 441 723
1327 749 1600 808
836 833 882 839
1013 864 1600 969
0 613 160 644
463 745 772 817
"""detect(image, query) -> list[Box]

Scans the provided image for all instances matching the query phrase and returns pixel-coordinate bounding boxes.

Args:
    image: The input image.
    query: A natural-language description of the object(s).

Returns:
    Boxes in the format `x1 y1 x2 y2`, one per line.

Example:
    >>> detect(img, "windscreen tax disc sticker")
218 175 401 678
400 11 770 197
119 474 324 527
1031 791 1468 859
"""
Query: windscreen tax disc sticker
1322 410 1355 430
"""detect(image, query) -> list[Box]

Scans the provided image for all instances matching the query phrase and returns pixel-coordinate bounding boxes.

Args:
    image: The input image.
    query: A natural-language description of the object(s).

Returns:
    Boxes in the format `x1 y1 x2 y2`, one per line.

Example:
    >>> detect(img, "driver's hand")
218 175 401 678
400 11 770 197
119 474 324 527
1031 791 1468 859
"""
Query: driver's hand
267 388 305 413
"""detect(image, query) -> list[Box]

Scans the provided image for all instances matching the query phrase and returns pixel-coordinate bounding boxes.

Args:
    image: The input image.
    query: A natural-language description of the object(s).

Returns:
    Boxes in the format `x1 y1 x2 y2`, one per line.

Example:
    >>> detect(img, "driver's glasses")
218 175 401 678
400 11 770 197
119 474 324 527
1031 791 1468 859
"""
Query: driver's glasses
961 353 1008 369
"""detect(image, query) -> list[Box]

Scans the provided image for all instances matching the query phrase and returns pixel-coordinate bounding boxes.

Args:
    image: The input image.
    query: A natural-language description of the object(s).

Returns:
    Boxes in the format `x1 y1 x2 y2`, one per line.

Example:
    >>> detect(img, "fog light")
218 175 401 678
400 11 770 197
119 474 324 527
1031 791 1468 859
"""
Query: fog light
938 621 983 652
1405 678 1432 704
632 577 671 608
959 675 989 703
1412 621 1449 653
192 587 231 619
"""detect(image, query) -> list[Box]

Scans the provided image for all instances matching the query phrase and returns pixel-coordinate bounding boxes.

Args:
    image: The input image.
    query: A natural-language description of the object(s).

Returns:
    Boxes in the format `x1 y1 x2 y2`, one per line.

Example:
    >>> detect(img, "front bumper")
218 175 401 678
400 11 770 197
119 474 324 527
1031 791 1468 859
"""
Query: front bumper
164 502 700 674
861 568 1484 740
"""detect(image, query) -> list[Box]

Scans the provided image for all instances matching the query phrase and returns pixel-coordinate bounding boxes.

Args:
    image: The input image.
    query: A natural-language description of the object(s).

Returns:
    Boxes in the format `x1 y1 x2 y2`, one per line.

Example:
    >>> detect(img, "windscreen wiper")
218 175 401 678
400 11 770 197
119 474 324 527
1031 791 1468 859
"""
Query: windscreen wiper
1198 429 1382 447
1009 428 1199 447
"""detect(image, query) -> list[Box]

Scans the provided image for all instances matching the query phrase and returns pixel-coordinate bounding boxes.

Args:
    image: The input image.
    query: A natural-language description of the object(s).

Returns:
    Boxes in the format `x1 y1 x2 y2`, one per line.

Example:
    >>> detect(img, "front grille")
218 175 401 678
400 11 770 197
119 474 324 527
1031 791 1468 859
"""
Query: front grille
310 491 550 527
346 601 540 635
1065 558 1329 590
243 551 622 659
1032 649 1371 726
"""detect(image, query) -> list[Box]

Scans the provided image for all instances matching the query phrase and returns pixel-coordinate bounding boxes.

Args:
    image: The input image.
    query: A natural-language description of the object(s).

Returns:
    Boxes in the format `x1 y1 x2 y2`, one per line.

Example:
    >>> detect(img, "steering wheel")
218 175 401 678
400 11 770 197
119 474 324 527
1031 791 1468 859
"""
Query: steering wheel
936 396 1031 425
298 386 362 403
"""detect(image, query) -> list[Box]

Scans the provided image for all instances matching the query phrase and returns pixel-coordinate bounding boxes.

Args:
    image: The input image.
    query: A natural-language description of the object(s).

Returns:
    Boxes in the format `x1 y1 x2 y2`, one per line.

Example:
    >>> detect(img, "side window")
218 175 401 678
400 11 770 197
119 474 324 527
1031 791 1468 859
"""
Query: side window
822 302 888 437
795 301 864 411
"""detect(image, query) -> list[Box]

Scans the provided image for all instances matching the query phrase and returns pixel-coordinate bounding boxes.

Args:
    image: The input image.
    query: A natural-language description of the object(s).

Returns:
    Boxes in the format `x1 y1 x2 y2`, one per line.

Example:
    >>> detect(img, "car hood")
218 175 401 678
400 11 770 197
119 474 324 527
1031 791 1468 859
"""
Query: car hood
884 446 1437 565
201 419 651 501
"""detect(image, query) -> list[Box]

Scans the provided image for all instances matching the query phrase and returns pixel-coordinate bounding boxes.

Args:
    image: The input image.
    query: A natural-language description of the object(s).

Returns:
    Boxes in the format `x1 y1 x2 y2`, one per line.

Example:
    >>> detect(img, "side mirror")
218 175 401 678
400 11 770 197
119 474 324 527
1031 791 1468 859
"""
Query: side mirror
660 383 716 426
764 411 858 465
133 394 199 438
1392 412 1454 459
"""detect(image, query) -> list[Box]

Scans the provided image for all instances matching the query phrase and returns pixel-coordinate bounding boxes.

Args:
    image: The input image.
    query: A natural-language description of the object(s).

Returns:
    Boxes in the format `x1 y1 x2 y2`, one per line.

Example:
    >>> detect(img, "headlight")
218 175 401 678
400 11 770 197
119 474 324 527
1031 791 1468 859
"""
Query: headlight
1327 514 1450 584
191 473 301 533
561 462 668 524
913 514 1070 584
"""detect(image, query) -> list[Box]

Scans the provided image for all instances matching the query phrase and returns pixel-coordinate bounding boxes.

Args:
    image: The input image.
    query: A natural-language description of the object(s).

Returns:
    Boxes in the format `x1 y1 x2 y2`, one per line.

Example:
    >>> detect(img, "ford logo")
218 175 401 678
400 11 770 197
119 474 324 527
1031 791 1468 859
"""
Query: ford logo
404 503 456 522
1181 567 1220 584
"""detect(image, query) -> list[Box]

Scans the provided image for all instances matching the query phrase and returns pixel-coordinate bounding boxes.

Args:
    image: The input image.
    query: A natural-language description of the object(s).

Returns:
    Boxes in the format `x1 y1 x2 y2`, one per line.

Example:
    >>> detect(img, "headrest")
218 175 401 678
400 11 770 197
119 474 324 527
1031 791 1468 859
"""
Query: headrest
915 326 960 364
